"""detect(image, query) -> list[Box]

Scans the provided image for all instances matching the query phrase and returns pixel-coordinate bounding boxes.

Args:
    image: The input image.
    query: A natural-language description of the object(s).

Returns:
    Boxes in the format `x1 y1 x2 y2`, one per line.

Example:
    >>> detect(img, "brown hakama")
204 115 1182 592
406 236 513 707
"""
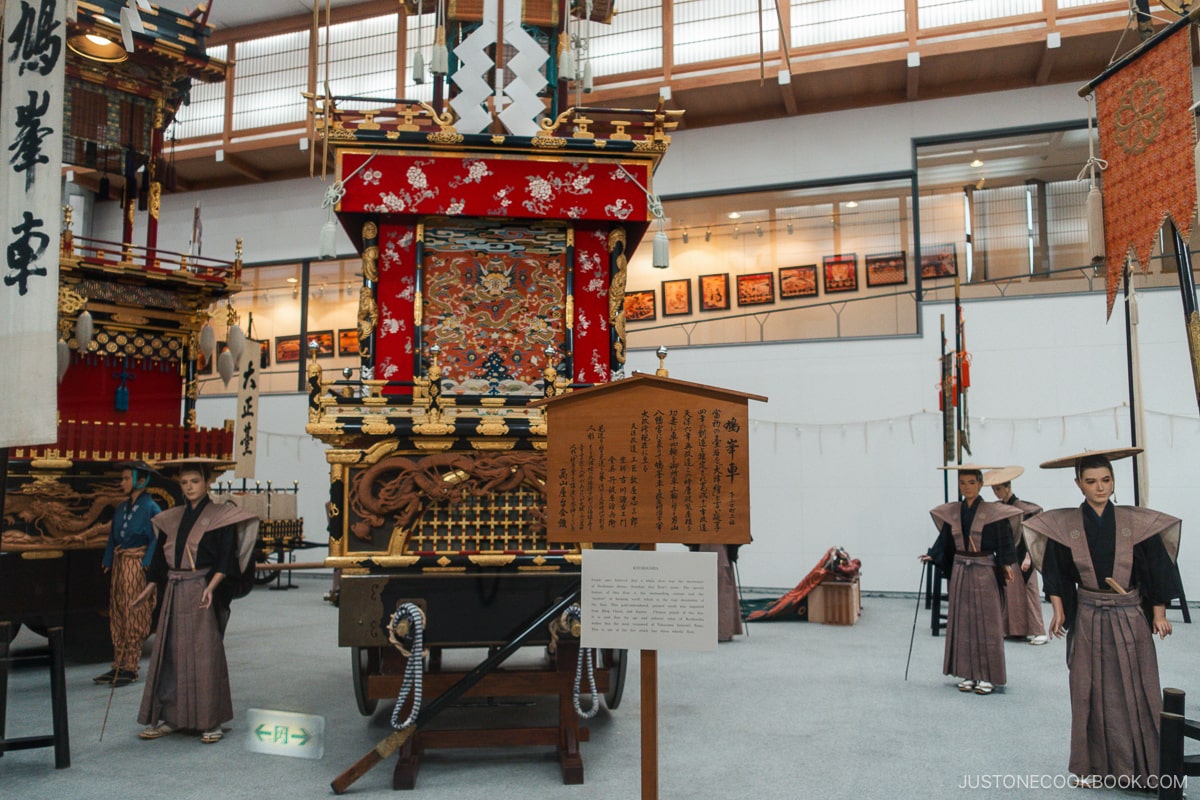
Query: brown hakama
1067 587 1161 779
1002 569 1046 638
944 553 1007 685
137 570 232 732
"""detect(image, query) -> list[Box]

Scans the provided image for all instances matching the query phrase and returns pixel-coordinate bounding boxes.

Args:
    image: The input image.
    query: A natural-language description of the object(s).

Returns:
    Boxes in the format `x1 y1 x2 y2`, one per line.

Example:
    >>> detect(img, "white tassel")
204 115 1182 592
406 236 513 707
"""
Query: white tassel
57 341 70 382
1087 184 1105 261
558 46 574 82
432 26 448 74
1194 138 1200 223
217 349 235 387
319 210 337 259
412 50 426 85
199 322 216 360
227 324 246 367
652 230 669 269
582 59 593 93
75 310 93 352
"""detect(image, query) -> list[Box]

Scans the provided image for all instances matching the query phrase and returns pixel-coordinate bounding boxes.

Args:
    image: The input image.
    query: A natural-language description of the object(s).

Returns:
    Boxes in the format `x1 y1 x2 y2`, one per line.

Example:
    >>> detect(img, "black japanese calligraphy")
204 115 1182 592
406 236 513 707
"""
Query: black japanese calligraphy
5 210 48 295
8 90 52 190
6 0 62 78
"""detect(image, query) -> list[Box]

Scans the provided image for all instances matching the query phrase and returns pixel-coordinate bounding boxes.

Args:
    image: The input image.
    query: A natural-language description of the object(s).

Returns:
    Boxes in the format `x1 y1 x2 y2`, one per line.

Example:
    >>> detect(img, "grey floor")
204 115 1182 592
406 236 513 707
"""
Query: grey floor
2 576 1197 799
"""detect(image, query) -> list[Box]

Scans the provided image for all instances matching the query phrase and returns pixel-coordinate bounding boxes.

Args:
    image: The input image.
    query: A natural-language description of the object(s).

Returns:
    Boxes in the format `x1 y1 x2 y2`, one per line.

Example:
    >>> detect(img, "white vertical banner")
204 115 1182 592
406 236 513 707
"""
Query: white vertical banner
0 0 66 448
234 344 262 478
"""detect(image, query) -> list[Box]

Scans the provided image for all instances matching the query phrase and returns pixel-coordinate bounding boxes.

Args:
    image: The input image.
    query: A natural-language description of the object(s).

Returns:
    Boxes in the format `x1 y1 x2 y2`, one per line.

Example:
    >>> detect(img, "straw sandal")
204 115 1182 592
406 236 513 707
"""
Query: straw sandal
974 681 995 695
200 727 224 744
956 680 975 692
138 723 175 740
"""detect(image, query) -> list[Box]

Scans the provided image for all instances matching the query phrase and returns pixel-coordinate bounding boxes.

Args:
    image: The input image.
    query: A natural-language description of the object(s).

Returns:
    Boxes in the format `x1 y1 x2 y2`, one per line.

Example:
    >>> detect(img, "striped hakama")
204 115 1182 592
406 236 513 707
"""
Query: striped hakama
944 553 1007 685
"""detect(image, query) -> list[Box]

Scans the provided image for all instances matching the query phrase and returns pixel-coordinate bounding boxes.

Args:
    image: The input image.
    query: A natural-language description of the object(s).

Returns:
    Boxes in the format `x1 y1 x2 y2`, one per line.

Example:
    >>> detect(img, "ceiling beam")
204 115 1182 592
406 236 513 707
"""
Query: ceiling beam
223 153 267 183
1035 32 1061 85
778 70 797 116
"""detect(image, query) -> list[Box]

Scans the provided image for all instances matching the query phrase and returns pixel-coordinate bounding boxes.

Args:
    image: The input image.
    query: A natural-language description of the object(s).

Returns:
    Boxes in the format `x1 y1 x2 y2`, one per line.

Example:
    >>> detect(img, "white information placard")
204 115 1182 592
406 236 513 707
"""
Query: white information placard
581 549 717 652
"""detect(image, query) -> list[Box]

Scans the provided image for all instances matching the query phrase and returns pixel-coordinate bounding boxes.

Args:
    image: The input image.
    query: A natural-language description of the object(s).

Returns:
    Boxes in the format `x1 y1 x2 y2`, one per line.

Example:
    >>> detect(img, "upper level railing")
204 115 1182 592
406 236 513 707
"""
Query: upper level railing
166 0 1130 151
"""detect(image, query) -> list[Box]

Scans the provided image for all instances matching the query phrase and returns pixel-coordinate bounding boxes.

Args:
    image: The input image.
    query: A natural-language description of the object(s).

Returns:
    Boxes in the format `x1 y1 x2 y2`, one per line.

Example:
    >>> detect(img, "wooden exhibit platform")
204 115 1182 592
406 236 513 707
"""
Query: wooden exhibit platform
367 641 610 789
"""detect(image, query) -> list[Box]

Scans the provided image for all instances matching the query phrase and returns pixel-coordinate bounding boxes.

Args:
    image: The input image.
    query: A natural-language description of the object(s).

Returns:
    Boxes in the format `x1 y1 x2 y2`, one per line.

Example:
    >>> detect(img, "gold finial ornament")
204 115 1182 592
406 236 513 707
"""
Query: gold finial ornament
655 346 668 377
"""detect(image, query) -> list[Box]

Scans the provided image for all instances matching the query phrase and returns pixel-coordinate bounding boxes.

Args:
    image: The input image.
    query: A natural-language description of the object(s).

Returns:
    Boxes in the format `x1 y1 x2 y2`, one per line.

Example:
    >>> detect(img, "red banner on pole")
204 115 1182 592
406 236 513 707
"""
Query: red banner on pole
1094 23 1197 317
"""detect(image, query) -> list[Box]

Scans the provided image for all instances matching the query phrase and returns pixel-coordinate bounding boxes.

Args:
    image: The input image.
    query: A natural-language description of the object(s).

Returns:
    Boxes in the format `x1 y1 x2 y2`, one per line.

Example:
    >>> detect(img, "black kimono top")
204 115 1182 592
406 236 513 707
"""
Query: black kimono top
927 497 1020 577
1038 502 1179 630
146 496 239 593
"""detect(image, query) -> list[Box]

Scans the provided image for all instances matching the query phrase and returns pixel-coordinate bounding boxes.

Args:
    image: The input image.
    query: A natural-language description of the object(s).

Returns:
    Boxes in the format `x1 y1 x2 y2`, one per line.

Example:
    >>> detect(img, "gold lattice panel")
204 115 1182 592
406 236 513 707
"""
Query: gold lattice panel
405 486 573 555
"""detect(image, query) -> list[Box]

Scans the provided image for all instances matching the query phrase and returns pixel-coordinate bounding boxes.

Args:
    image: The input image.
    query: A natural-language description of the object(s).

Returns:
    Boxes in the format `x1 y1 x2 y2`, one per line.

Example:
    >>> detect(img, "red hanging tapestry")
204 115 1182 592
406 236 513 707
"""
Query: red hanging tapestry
1094 22 1197 317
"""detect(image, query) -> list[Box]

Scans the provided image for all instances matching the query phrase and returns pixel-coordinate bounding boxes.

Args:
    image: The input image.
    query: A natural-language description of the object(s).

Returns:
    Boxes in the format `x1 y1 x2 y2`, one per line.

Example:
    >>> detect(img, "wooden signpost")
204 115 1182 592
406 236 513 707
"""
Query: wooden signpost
539 372 765 799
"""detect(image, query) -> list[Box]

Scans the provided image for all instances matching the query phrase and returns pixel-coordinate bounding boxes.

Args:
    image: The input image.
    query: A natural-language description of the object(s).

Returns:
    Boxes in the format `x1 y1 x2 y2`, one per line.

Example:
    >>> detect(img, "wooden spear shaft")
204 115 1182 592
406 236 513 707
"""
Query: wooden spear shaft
331 587 582 794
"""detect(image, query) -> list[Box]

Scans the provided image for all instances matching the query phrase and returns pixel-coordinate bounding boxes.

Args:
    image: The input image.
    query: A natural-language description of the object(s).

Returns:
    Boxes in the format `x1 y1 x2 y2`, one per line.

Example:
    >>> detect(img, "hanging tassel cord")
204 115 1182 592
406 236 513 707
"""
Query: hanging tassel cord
387 603 426 731
551 604 601 719
1076 97 1109 186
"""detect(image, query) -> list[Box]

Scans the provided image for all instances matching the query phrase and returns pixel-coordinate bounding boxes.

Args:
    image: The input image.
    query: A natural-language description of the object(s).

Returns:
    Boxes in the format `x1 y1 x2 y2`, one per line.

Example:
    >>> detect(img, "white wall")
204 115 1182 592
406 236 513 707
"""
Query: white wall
102 81 1200 596
627 289 1200 596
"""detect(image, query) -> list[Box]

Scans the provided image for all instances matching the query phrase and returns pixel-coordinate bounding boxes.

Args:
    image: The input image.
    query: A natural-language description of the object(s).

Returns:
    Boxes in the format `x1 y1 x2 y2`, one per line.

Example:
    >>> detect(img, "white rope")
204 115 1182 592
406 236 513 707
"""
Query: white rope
562 605 601 718
387 602 425 730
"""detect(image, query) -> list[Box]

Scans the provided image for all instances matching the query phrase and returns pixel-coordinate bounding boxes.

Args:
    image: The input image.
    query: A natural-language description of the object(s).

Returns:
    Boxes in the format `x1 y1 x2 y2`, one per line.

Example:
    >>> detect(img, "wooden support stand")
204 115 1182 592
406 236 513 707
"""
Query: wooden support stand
1159 687 1200 800
367 641 607 789
0 624 71 768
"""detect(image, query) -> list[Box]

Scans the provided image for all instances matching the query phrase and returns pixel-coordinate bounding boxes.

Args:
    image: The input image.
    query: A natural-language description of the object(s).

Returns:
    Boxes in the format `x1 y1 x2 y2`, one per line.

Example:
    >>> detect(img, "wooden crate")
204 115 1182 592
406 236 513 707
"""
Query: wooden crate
807 578 860 625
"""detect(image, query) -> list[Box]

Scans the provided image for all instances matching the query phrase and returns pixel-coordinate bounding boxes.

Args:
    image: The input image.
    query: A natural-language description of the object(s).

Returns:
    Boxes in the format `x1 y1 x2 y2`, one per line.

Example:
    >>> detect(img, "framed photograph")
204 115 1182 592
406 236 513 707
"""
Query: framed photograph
308 330 335 359
865 252 908 287
338 328 360 356
699 273 730 311
823 254 858 293
736 272 775 306
779 265 818 299
920 243 958 279
624 290 656 322
661 278 692 317
275 335 301 364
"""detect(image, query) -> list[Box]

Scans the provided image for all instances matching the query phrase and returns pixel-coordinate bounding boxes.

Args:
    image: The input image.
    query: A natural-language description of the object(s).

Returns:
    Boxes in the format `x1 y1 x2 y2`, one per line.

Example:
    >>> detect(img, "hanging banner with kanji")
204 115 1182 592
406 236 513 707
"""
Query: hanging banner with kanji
0 0 66 448
1092 19 1196 318
234 345 262 478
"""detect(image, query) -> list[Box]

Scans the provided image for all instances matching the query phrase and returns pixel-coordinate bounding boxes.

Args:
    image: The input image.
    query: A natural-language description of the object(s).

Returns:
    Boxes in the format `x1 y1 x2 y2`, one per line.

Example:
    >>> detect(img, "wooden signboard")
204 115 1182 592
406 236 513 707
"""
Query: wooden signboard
539 374 765 545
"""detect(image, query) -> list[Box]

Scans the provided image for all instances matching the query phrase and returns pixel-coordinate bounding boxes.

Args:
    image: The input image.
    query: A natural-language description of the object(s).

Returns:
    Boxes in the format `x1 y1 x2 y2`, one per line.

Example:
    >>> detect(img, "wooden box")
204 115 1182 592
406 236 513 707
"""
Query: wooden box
807 578 860 625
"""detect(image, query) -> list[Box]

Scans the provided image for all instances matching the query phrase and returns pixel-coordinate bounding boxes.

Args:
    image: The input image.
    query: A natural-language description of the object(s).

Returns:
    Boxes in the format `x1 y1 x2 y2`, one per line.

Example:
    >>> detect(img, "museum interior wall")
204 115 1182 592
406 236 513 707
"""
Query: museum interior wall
94 79 1200 594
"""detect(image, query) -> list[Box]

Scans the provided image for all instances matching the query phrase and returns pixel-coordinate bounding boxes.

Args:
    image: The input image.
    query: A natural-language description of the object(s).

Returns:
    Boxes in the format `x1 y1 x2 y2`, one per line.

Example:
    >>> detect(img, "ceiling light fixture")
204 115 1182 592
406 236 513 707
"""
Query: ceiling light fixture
682 229 689 244
970 159 983 167
67 31 129 63
704 227 711 242
727 212 741 220
845 200 858 208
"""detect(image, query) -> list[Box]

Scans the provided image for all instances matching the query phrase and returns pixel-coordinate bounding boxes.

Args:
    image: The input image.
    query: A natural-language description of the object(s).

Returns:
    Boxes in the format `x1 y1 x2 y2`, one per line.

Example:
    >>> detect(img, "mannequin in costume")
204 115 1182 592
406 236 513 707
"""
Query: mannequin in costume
95 461 163 687
983 467 1048 646
133 460 259 744
919 465 1021 695
1023 448 1180 787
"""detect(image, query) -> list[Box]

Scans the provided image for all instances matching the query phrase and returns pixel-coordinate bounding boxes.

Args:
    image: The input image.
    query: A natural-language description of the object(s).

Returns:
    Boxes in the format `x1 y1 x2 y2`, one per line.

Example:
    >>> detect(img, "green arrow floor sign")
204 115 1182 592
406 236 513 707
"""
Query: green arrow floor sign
245 709 325 760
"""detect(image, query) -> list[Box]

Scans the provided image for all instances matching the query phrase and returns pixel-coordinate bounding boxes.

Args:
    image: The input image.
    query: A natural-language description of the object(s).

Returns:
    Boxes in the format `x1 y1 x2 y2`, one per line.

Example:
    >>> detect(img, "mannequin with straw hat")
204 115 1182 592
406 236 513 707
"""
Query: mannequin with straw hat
919 464 1024 696
131 458 260 746
1023 447 1181 787
982 466 1048 646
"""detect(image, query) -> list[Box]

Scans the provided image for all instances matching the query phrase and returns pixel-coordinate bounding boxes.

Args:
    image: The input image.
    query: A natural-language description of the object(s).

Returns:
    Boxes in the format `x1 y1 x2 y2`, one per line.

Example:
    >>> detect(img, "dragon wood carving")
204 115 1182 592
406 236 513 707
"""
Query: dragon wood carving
349 452 547 543
2 482 125 551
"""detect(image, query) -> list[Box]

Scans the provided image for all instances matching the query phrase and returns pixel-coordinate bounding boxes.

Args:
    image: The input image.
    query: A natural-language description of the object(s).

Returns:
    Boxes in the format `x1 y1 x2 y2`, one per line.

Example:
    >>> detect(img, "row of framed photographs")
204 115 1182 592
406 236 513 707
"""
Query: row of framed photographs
626 244 958 321
195 329 361 374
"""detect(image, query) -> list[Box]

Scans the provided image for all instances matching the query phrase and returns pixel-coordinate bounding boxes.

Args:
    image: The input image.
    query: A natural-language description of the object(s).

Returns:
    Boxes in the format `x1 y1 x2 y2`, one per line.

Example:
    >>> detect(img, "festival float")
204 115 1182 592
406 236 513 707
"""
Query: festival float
305 0 681 788
0 2 238 653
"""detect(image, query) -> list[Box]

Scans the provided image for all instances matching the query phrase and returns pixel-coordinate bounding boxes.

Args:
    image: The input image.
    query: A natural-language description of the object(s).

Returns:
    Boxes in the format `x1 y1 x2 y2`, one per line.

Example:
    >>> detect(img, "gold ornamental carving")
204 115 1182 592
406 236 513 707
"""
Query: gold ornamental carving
531 136 566 148
357 287 379 340
149 181 161 220
607 226 629 365
469 439 516 451
58 286 86 316
468 554 517 567
362 244 379 282
361 420 398 436
363 221 379 240
475 417 509 437
111 313 149 326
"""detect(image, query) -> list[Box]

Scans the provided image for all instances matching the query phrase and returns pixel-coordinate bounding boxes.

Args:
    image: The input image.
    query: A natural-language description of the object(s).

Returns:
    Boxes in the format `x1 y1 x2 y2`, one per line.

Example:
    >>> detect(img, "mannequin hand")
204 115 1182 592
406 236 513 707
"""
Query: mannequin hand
918 554 933 563
1003 566 1014 583
200 585 213 609
1153 617 1172 639
1049 611 1066 638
